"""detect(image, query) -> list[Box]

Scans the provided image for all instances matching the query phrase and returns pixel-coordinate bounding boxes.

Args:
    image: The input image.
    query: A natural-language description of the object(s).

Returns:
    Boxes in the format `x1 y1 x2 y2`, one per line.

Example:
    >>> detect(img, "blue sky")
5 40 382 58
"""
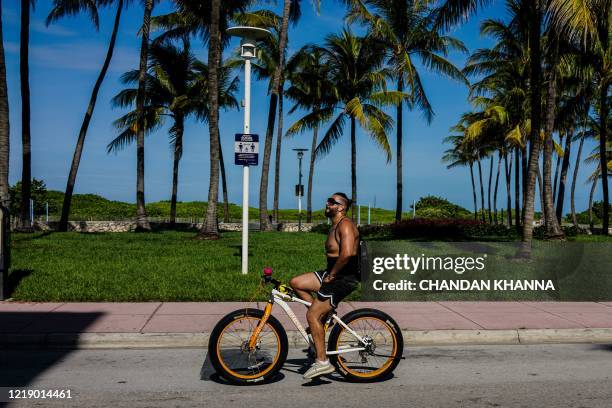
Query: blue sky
2 0 603 214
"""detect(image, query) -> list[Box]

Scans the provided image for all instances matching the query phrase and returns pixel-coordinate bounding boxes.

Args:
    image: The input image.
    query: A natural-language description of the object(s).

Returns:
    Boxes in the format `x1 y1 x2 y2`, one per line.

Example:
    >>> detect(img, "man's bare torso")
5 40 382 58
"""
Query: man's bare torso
325 217 360 257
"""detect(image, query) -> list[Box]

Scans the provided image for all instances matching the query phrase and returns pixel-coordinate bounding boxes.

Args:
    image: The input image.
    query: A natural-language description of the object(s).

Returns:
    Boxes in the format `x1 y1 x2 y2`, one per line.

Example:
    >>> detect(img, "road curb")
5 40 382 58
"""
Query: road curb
2 328 612 349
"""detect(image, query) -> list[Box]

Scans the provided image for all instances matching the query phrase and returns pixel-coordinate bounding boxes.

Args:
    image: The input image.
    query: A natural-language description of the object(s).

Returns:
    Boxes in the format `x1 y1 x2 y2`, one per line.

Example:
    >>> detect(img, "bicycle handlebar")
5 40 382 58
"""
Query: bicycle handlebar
262 274 282 288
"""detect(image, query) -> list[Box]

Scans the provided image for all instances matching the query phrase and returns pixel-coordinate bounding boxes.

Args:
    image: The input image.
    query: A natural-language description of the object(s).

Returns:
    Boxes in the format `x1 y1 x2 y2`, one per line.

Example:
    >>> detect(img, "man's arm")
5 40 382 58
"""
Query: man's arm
326 221 356 279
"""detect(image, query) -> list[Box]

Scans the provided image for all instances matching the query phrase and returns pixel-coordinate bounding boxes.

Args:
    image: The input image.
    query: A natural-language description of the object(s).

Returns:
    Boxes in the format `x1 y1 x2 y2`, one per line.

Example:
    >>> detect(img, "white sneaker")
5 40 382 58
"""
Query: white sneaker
303 359 335 379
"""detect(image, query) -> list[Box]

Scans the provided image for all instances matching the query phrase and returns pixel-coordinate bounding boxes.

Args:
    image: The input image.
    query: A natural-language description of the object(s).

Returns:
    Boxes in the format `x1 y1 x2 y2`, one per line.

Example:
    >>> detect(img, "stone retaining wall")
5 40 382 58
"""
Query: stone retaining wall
37 221 317 233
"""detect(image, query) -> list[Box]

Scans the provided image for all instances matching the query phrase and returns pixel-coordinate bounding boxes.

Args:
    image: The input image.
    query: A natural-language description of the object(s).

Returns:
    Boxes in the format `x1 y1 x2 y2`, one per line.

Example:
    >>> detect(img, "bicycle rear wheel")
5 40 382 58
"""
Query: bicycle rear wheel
327 308 403 382
208 308 288 385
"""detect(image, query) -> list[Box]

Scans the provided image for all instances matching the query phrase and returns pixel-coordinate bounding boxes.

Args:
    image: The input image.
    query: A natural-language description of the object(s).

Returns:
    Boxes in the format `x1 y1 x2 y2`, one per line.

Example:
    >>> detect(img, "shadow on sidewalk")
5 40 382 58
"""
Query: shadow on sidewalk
0 311 103 403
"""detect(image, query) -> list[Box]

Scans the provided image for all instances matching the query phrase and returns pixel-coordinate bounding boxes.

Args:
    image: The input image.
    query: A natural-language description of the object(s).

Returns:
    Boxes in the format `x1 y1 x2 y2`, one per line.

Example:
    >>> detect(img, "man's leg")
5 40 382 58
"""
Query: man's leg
289 272 321 303
306 298 333 362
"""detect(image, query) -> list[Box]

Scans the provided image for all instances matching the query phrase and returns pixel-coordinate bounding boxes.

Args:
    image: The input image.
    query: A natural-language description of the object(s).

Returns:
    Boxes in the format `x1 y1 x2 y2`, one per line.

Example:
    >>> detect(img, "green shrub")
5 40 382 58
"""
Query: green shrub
357 218 516 241
412 195 471 219
310 223 331 234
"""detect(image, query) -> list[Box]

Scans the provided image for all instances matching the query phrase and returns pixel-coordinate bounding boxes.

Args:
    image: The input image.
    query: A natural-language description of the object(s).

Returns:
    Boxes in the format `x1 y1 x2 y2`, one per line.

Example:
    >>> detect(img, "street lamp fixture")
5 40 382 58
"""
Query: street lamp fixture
293 148 308 232
227 26 271 275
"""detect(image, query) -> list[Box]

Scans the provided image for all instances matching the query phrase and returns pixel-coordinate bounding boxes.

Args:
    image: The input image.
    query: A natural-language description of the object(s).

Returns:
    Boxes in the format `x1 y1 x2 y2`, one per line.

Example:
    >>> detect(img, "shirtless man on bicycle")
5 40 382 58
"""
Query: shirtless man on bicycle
289 192 360 379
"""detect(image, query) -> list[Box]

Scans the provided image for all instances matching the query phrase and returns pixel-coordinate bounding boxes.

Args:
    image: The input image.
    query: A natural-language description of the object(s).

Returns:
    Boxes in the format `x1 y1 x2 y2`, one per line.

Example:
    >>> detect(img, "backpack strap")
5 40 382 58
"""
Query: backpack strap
334 216 349 244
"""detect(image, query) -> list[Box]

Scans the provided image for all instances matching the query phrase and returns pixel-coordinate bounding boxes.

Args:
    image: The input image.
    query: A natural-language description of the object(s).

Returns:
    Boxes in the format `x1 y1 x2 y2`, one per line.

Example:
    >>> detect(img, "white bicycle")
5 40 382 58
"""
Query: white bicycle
208 268 404 384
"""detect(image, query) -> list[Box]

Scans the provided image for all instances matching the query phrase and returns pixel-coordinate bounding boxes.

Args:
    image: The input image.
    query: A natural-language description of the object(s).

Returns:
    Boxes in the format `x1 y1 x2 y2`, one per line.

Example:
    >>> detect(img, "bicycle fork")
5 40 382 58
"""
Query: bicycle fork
247 302 273 351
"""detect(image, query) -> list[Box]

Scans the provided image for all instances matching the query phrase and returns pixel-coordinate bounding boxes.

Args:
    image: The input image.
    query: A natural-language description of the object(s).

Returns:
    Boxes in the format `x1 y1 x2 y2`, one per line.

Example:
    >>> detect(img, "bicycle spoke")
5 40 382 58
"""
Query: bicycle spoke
216 316 281 379
333 316 398 376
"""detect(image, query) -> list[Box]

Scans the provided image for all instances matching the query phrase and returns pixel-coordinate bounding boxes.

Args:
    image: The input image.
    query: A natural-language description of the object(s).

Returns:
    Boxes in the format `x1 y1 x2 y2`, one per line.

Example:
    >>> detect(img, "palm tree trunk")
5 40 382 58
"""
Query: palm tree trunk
306 114 319 223
259 0 291 231
542 69 563 237
504 151 512 226
216 55 229 224
520 1 543 251
350 115 357 219
598 83 609 235
493 151 502 224
259 93 277 229
514 147 520 229
170 115 184 227
588 173 598 231
571 132 585 228
521 146 527 222
537 164 544 221
134 0 153 232
19 0 31 230
218 131 229 223
487 155 493 223
198 0 221 239
477 157 485 222
552 135 561 201
470 162 477 220
395 77 403 223
0 3 10 208
556 129 572 222
273 78 284 223
59 0 123 232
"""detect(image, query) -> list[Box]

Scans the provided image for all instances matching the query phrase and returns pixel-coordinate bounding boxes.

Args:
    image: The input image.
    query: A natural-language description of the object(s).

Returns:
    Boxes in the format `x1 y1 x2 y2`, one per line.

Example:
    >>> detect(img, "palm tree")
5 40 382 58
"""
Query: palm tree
287 29 404 217
152 0 251 238
463 14 532 227
435 0 549 248
18 0 34 230
554 65 592 222
132 0 155 231
583 112 612 229
259 0 296 231
232 10 284 222
0 2 9 209
109 41 238 225
285 46 334 223
540 34 565 238
47 0 127 232
198 0 222 238
443 133 479 219
548 0 611 235
346 0 468 223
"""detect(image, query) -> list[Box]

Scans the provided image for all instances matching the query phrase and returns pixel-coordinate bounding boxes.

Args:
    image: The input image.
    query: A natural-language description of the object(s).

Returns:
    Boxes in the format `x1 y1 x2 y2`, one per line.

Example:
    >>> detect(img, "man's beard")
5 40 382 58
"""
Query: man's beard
325 207 332 217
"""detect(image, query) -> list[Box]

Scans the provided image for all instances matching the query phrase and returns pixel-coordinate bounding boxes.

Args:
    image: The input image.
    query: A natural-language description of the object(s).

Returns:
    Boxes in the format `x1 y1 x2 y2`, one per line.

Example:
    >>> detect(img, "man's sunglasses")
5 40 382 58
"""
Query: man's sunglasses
326 198 344 206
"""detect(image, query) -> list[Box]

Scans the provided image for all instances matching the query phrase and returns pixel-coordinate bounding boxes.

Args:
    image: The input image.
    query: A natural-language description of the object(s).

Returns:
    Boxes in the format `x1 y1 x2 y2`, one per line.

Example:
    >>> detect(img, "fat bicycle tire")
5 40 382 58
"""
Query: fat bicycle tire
327 308 403 382
208 308 288 385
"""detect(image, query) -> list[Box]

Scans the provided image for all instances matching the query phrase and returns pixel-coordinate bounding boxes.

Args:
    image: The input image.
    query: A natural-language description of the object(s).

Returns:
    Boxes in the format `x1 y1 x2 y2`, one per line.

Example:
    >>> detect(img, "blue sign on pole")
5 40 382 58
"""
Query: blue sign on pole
234 134 259 166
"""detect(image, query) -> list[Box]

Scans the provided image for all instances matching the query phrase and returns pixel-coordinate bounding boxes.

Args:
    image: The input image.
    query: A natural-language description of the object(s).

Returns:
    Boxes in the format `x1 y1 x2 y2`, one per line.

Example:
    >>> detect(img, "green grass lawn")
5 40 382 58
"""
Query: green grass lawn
9 231 330 302
8 231 612 302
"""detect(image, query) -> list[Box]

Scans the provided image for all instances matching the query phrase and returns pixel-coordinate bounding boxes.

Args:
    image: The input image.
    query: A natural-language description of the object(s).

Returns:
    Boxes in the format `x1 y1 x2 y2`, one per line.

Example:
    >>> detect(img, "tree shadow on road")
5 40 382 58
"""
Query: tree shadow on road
0 311 104 406
590 344 612 352
199 352 285 385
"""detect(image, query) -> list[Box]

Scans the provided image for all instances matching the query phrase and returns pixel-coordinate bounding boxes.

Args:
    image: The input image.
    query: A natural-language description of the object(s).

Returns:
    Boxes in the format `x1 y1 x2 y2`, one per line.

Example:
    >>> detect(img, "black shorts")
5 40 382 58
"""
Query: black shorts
314 270 359 308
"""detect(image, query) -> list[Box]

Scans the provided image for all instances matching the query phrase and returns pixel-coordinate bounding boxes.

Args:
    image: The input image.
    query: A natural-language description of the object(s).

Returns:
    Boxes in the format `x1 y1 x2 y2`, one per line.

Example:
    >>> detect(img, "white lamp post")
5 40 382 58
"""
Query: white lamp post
226 26 271 275
293 148 308 231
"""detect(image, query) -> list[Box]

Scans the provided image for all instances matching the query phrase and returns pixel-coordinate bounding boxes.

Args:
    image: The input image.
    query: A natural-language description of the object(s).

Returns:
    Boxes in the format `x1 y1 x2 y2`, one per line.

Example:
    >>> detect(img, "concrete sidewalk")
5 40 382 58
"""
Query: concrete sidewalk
1 301 612 348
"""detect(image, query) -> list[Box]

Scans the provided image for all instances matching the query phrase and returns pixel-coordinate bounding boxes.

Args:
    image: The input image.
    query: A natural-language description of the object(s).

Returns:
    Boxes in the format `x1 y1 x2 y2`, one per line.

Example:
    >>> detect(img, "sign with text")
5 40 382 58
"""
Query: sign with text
234 134 259 166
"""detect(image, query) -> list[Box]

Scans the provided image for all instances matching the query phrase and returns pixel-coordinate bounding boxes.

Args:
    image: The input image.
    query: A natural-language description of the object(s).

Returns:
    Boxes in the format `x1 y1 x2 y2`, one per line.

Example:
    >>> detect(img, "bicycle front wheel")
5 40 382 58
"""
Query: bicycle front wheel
328 308 403 382
208 308 288 385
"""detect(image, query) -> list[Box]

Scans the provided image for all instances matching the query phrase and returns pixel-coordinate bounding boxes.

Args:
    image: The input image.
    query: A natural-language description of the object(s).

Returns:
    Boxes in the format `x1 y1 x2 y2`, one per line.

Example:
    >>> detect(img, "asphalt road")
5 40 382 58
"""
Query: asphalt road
1 344 611 408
